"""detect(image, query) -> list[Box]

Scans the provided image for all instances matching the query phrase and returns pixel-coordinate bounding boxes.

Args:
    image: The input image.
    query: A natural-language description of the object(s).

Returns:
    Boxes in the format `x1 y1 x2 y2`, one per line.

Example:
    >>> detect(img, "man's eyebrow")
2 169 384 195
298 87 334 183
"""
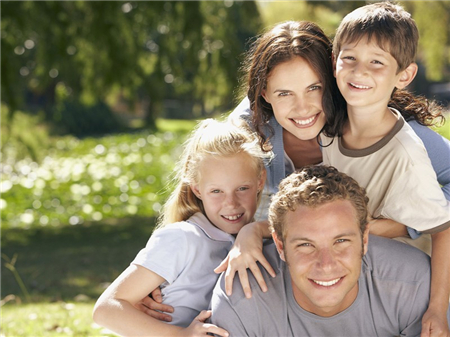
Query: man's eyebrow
288 232 358 244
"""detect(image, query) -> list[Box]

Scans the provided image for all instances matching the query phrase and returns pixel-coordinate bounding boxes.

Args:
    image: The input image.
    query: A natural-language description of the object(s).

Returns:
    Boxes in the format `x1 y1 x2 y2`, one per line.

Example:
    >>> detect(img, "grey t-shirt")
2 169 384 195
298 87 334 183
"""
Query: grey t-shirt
210 235 448 337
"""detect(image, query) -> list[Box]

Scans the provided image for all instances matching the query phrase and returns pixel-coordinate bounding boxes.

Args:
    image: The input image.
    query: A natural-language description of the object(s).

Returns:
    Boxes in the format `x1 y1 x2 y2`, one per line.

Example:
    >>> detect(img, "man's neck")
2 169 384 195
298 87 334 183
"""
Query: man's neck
342 106 398 150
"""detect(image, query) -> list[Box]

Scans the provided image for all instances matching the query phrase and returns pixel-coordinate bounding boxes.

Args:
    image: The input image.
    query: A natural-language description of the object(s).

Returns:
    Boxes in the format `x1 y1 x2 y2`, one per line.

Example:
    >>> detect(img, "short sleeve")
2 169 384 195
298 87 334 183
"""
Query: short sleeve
379 166 450 234
132 227 189 284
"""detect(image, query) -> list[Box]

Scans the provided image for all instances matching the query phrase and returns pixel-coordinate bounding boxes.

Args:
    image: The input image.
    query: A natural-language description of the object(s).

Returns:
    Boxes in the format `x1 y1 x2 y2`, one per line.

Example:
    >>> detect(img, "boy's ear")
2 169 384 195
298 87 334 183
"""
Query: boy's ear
190 184 202 200
272 231 286 261
396 63 418 89
332 52 337 78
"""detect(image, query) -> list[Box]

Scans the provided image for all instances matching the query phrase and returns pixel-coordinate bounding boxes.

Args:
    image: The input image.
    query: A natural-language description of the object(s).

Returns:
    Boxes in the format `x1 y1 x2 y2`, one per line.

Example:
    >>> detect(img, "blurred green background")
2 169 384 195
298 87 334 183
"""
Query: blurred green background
1 1 449 336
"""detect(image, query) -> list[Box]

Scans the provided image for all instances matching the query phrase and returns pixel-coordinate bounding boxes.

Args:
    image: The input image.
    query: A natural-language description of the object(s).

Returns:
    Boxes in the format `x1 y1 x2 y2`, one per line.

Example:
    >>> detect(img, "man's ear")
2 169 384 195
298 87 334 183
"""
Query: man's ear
190 184 201 200
396 62 418 89
362 222 370 256
272 231 286 261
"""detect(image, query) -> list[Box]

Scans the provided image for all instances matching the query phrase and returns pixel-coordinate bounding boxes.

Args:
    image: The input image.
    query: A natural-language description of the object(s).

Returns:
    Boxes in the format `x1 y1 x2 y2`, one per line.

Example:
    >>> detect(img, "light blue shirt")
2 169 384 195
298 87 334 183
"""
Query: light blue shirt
132 213 235 327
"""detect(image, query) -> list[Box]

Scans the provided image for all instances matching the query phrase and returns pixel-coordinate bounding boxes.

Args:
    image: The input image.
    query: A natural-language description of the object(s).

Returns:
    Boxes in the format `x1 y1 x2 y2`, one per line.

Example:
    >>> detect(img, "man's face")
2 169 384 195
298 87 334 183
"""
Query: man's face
273 199 369 317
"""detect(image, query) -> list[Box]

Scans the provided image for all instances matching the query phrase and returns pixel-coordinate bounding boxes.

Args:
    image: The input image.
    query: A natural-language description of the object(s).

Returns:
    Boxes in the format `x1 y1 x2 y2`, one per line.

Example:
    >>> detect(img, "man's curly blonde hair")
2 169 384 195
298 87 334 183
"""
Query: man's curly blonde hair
269 165 369 242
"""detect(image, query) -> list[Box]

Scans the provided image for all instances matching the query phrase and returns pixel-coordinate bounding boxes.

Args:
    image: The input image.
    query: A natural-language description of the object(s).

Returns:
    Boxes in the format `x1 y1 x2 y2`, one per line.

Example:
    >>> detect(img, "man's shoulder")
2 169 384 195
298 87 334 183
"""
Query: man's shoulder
364 235 431 280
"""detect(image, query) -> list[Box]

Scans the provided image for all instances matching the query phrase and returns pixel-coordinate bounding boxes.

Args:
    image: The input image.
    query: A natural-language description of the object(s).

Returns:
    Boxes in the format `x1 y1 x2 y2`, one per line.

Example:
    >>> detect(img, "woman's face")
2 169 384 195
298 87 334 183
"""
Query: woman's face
262 57 326 141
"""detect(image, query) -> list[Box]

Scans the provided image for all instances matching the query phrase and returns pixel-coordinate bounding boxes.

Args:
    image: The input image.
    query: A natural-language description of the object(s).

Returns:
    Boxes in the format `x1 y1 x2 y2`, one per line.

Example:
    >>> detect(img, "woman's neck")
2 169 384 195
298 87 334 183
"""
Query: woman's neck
282 130 322 169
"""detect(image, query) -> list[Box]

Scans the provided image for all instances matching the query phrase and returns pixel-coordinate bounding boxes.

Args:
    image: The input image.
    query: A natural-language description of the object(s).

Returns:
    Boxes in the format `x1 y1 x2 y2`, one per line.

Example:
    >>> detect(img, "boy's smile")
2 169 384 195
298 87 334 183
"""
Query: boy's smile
335 37 408 113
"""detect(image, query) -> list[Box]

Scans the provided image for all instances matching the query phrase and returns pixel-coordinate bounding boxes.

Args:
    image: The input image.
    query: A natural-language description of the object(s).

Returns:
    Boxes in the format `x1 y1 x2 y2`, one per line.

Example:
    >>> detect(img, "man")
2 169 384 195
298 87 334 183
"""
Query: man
210 165 450 336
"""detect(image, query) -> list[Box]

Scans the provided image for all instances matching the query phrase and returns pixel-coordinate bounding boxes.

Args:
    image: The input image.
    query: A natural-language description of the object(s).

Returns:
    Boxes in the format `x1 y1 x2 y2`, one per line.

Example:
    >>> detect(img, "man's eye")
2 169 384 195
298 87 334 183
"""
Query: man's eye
278 92 289 97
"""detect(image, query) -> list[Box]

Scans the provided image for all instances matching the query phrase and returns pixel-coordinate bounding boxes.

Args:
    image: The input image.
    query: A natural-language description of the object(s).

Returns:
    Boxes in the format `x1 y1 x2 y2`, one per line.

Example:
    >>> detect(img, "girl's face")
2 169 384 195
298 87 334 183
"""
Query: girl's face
262 57 327 141
190 152 265 235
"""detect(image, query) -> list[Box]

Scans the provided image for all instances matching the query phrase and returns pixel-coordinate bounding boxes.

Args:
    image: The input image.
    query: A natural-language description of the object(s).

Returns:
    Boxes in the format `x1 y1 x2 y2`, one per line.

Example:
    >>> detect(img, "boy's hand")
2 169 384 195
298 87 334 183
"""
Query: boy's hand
421 308 450 337
180 310 229 337
135 287 174 322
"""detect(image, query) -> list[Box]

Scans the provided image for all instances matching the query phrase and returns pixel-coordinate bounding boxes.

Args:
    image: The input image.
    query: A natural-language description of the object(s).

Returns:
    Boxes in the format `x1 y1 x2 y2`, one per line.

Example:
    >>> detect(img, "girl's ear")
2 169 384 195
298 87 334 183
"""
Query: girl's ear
190 184 201 200
396 62 418 89
258 169 267 192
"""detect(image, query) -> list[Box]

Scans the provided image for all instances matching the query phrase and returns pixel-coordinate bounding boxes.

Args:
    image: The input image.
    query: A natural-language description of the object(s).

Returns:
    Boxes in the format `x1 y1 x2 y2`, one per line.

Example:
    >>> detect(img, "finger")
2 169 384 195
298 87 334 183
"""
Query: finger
195 310 212 323
248 264 268 292
214 256 229 274
224 266 238 296
421 321 431 337
203 323 229 337
135 303 173 322
141 296 174 313
237 269 252 299
256 255 276 278
150 287 163 303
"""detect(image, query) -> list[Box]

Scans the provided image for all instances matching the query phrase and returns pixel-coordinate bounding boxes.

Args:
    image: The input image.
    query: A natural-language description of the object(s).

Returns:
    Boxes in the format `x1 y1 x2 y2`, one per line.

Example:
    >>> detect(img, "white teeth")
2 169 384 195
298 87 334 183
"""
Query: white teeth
313 278 340 287
350 82 370 89
223 214 243 221
293 115 316 125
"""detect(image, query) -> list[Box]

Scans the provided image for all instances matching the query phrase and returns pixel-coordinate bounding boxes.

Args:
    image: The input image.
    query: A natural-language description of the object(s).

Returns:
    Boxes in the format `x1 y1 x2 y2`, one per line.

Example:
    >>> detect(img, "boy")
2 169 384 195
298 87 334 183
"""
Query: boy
322 2 450 335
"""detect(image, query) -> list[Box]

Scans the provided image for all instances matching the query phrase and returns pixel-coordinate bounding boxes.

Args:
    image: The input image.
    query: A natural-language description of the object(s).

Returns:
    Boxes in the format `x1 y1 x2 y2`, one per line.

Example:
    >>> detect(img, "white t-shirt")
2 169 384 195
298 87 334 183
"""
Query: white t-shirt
322 109 450 234
132 212 235 327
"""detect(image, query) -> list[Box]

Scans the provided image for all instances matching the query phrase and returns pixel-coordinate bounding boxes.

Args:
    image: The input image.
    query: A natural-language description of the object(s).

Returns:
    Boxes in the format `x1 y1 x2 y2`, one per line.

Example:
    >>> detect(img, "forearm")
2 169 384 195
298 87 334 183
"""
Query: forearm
429 228 450 315
93 297 182 337
369 218 408 238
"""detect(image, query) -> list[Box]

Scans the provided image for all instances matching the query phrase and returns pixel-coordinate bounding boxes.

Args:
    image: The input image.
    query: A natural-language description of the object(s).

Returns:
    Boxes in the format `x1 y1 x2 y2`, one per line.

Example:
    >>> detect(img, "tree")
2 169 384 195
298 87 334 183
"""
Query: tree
1 1 262 131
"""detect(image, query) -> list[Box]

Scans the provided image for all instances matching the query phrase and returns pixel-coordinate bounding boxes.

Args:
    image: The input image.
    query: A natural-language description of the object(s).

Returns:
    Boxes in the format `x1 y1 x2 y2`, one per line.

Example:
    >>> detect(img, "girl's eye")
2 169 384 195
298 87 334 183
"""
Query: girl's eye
238 186 249 191
211 189 221 193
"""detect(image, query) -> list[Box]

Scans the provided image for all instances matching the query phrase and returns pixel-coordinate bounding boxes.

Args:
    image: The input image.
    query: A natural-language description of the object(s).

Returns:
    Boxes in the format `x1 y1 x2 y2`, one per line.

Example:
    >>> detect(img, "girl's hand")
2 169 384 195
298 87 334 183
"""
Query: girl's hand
421 307 450 337
214 221 275 298
135 287 174 322
180 310 229 337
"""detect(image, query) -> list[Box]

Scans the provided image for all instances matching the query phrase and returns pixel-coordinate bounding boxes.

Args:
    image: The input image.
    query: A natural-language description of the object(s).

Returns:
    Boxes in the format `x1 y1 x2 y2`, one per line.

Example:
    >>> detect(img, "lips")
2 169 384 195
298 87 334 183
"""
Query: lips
311 277 342 287
222 213 244 221
348 82 371 89
291 113 320 127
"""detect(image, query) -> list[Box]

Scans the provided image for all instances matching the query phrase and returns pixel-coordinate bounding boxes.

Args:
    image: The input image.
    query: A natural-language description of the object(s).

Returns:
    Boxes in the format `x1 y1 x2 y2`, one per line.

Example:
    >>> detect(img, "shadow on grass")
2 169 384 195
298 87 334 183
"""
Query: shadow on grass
1 217 156 303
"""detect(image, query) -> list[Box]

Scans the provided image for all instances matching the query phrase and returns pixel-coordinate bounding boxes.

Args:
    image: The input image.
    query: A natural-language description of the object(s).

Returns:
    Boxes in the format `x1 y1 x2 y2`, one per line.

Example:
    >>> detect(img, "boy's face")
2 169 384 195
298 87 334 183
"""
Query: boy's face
334 37 410 112
273 199 369 317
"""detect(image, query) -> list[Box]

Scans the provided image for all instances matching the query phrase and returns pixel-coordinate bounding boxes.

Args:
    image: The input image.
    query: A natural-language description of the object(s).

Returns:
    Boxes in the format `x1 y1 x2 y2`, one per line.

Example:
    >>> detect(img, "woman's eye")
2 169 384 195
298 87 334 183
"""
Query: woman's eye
309 85 322 92
278 92 289 97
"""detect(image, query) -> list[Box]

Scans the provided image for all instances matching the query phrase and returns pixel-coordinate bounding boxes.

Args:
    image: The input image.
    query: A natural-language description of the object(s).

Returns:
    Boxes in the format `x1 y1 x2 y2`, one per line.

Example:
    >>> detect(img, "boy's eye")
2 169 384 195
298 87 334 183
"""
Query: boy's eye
342 56 355 61
372 60 384 65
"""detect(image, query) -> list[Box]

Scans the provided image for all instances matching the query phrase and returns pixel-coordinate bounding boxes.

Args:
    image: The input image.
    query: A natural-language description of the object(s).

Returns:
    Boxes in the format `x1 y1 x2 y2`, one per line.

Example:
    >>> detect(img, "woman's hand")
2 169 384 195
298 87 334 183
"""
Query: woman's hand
179 310 229 337
214 221 275 298
135 287 174 322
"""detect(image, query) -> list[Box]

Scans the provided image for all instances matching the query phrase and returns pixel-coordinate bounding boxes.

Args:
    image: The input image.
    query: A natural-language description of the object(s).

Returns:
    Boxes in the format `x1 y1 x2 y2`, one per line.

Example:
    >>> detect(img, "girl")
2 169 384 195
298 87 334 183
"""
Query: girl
93 118 271 336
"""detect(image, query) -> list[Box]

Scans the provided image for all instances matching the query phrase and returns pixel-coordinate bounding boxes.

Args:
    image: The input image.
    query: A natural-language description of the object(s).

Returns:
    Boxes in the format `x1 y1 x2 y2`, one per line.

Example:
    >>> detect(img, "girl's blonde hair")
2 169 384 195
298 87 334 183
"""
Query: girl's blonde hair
156 117 273 228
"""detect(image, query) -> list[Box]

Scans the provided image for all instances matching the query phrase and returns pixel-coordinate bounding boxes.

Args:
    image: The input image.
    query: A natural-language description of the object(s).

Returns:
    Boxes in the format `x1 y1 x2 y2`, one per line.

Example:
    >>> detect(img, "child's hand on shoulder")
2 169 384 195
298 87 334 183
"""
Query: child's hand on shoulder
180 310 229 337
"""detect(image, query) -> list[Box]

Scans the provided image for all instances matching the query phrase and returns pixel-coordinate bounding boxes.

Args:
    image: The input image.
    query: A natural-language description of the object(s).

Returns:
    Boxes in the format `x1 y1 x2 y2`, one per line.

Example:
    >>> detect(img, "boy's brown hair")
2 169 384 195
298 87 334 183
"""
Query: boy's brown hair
333 2 418 73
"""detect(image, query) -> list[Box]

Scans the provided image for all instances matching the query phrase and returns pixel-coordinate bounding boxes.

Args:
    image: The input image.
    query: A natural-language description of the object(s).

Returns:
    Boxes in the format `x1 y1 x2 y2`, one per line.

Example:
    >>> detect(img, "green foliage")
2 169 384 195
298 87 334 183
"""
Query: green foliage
52 100 123 137
1 1 262 129
1 302 111 336
0 123 192 230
